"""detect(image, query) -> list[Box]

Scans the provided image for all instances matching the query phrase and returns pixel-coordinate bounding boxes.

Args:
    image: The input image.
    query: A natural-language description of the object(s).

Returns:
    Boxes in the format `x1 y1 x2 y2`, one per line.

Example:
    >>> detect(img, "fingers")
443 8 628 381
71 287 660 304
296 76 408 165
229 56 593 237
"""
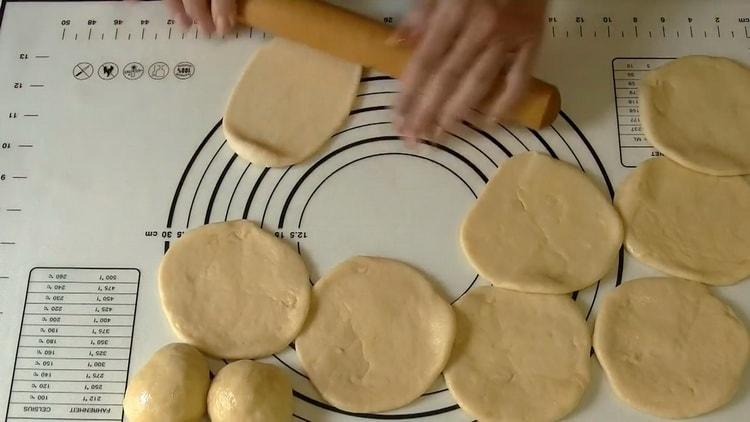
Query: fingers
395 1 467 136
486 41 538 121
439 41 508 131
389 0 436 46
211 0 236 35
401 10 500 138
183 0 215 34
164 0 192 28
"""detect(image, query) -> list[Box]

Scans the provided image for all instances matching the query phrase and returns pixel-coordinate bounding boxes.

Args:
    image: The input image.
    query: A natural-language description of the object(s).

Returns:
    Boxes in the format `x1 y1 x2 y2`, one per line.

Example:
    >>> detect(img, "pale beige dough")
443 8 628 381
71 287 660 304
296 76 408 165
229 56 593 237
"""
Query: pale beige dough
123 343 210 422
159 220 311 359
444 286 591 422
594 277 749 418
295 256 455 413
208 360 292 422
224 38 362 167
460 151 623 294
640 55 750 176
615 157 750 285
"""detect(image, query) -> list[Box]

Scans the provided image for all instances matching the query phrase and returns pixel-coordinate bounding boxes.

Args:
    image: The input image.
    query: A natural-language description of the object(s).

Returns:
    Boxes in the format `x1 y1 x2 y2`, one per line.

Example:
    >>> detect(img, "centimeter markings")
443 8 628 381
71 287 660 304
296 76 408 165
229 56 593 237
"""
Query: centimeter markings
545 14 750 40
59 17 267 41
52 14 750 42
0 28 56 288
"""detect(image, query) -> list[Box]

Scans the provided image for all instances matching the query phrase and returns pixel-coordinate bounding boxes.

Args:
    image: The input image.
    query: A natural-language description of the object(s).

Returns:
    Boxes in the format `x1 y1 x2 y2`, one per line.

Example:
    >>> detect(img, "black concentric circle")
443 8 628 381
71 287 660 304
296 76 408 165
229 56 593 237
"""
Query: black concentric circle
165 75 622 420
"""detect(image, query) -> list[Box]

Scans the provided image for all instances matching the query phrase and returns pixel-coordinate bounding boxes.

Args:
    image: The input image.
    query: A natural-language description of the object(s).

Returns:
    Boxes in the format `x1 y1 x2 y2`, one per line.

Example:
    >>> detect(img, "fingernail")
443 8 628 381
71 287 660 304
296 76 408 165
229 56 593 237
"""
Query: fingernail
432 126 444 139
215 17 227 35
401 126 417 144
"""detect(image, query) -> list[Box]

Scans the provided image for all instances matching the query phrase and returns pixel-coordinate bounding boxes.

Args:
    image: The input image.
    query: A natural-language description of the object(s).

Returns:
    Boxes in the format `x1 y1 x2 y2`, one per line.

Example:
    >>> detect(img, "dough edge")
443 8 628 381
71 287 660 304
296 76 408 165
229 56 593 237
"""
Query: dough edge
223 39 362 167
157 220 311 359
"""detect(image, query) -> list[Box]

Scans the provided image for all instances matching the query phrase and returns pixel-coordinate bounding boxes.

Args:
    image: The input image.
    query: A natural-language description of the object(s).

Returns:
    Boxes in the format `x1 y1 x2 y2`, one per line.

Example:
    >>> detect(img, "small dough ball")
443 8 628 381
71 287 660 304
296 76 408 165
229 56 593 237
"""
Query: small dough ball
615 157 750 285
296 256 455 413
640 55 750 176
208 360 292 422
594 277 749 418
224 38 362 167
461 151 623 293
444 286 591 421
123 343 209 422
159 220 311 359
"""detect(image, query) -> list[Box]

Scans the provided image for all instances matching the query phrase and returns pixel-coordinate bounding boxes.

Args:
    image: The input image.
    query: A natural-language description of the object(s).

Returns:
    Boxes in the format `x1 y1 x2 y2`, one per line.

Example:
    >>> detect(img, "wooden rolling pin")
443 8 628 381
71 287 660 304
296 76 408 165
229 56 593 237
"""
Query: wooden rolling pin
236 0 561 129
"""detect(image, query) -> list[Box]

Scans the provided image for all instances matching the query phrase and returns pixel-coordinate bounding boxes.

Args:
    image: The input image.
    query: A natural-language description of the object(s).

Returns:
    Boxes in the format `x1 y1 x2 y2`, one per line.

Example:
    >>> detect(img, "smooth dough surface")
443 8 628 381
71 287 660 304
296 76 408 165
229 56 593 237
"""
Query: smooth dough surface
295 256 455 413
444 286 591 422
594 277 749 418
123 343 209 422
208 360 292 422
159 220 311 359
615 157 750 285
640 55 750 176
224 38 362 167
460 151 623 293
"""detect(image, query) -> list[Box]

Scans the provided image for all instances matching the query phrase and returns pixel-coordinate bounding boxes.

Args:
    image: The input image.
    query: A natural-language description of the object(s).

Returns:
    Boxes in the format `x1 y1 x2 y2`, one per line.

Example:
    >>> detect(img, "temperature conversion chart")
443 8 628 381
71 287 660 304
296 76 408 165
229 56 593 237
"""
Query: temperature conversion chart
7 268 139 420
1 0 749 421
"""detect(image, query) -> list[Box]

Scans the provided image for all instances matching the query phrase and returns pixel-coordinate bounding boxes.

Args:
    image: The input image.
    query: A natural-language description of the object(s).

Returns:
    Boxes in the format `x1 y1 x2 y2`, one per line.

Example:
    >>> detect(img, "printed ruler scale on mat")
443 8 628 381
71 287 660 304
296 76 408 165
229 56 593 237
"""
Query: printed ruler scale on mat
1 0 749 421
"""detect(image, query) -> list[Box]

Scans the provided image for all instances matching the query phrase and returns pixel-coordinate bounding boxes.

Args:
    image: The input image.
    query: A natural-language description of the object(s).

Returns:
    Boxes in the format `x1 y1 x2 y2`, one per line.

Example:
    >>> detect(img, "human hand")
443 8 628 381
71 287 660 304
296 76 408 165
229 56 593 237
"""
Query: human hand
393 0 547 142
163 0 237 35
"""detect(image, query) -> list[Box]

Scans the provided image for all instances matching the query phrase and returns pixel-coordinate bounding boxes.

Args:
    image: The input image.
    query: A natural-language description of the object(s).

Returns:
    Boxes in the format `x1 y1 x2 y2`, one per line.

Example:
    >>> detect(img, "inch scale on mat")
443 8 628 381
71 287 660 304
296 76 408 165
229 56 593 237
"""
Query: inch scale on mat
1 0 750 421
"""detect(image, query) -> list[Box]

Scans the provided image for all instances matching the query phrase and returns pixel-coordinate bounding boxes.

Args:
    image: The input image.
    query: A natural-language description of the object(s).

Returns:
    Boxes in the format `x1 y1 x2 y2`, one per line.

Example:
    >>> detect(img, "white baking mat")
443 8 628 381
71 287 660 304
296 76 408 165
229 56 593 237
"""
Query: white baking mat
0 0 748 420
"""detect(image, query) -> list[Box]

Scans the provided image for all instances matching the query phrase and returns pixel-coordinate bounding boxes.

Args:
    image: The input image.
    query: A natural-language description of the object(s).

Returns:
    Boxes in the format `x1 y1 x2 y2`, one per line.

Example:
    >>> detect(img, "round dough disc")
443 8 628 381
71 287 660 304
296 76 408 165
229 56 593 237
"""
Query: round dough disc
460 151 623 293
615 157 750 285
208 360 292 422
295 256 455 413
123 343 210 422
640 55 750 176
159 220 311 359
594 277 749 418
223 38 362 167
444 286 591 421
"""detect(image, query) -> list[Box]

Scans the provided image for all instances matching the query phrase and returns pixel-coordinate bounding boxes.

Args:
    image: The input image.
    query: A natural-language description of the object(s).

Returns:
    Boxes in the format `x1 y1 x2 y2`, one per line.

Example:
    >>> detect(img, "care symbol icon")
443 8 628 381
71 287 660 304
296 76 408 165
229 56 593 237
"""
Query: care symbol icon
173 62 195 80
123 62 144 80
98 62 119 80
72 62 94 80
148 62 169 80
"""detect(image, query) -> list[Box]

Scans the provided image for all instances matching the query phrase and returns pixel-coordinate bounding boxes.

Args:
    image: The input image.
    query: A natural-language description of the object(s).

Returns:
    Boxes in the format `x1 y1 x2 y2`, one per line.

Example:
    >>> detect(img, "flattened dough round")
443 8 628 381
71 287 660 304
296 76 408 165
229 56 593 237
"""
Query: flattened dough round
295 256 455 413
640 55 750 176
594 277 749 418
123 343 210 422
460 151 623 293
615 157 750 285
444 286 591 422
208 360 292 422
159 220 311 359
224 38 362 167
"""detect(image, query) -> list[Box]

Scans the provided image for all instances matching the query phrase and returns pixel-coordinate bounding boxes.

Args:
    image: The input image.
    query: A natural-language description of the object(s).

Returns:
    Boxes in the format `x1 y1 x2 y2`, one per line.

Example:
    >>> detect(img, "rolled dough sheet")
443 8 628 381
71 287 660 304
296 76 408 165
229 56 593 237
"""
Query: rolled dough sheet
594 277 749 418
158 220 311 359
224 38 362 167
444 286 591 421
640 55 750 176
460 151 623 294
614 156 750 285
208 360 292 422
123 343 210 422
295 256 455 413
